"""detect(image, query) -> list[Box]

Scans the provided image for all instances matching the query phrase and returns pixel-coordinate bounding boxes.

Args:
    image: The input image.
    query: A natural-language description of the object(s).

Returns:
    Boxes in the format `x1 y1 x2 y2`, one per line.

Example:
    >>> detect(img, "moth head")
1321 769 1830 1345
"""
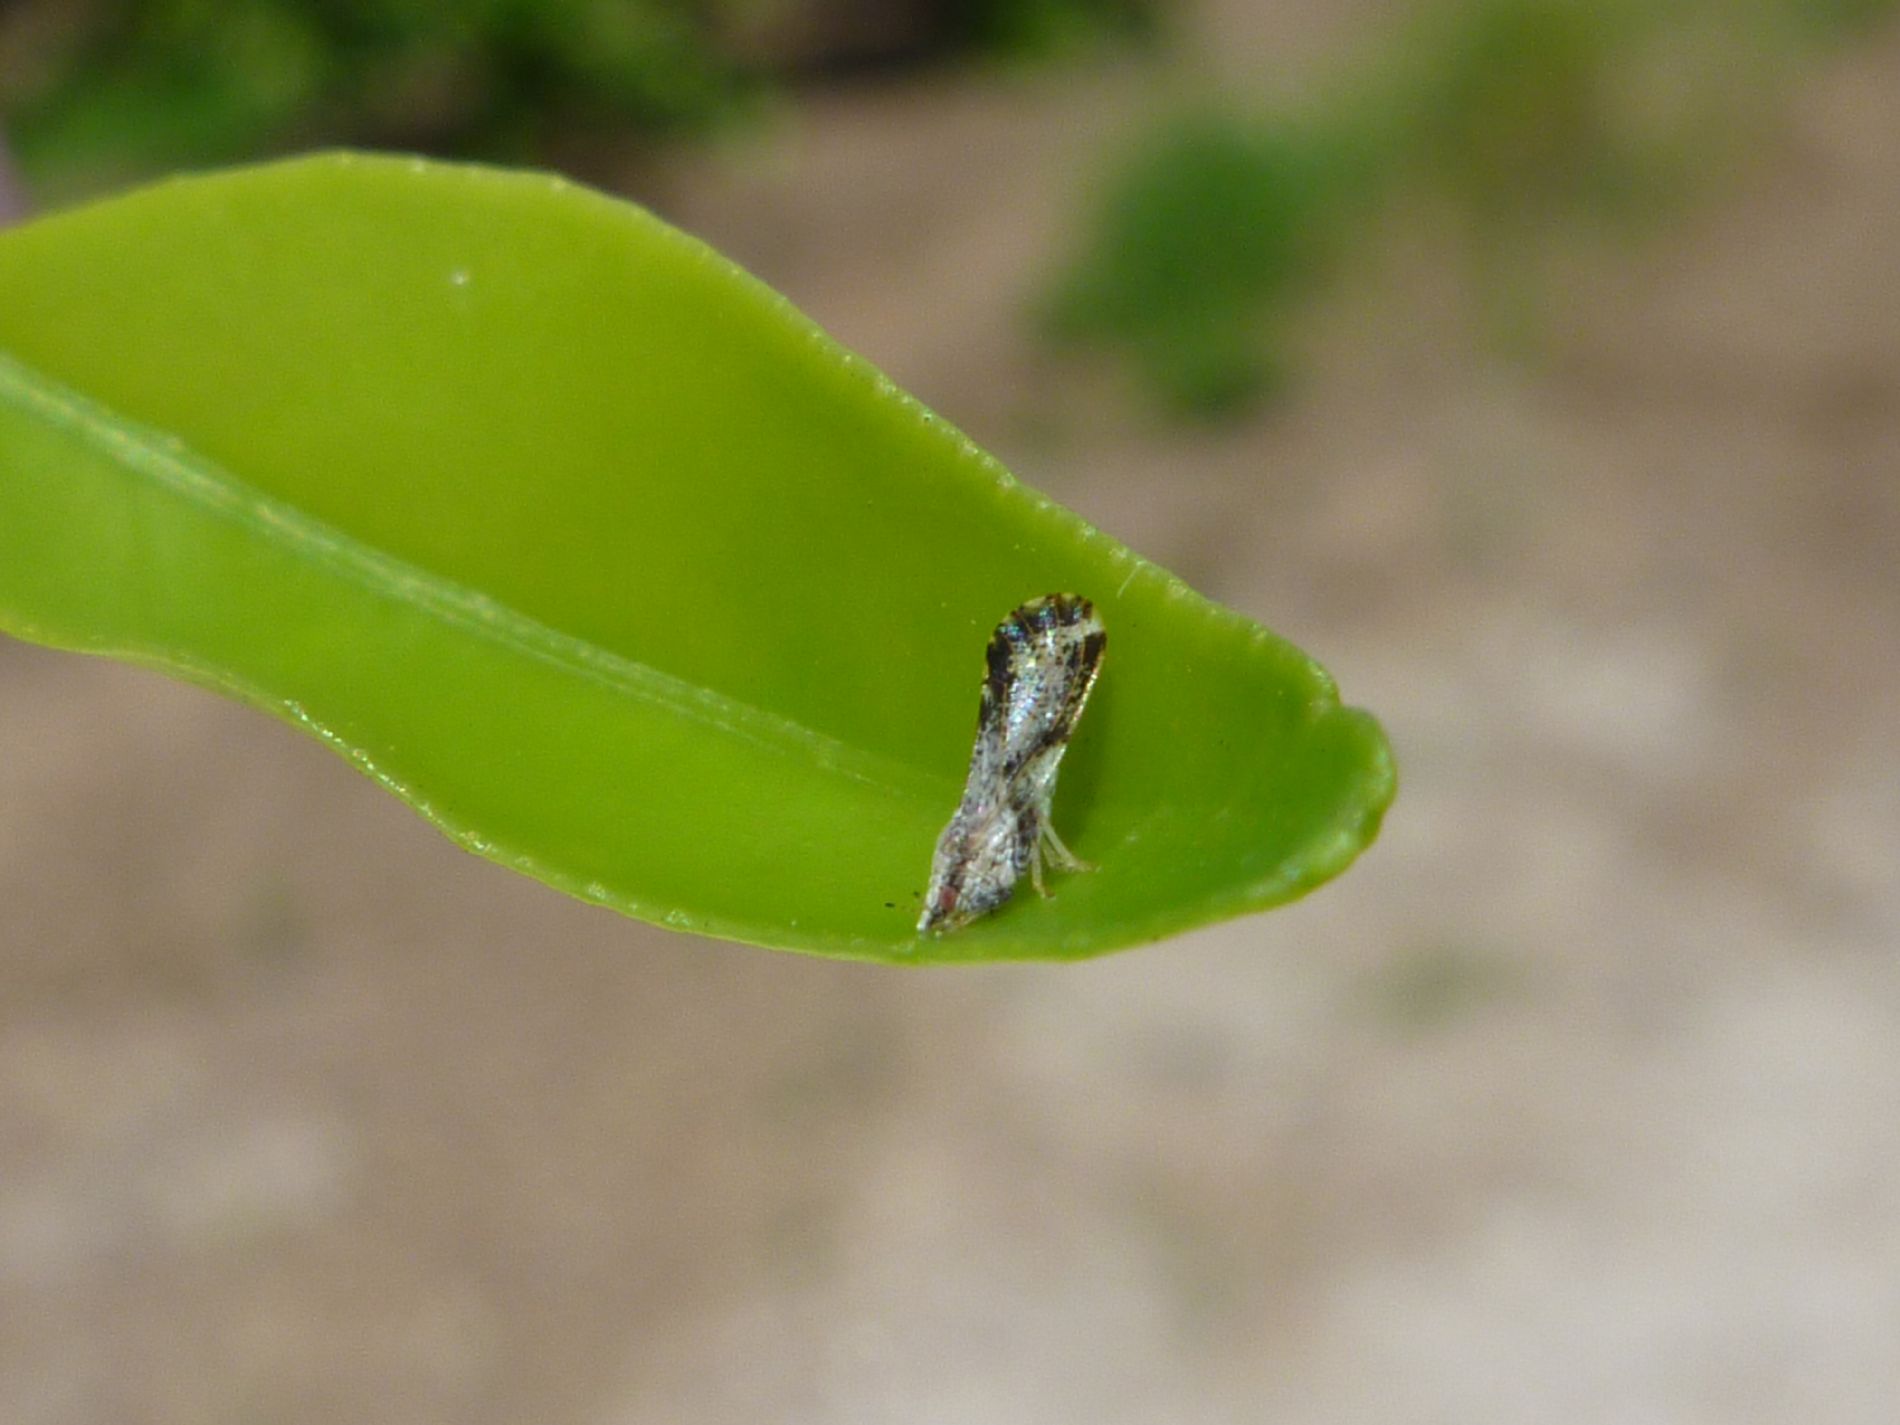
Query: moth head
917 803 1032 935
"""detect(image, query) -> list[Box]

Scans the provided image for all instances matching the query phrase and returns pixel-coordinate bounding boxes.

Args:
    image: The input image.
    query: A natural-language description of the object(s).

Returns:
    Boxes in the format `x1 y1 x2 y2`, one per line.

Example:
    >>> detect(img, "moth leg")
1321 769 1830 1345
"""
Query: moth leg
1040 820 1094 875
1029 834 1052 898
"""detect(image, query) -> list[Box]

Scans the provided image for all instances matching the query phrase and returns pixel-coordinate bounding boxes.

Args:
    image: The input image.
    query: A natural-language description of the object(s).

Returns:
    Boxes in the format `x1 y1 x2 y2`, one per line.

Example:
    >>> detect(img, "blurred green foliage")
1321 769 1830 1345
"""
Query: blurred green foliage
1382 0 1652 225
961 0 1156 61
1 0 753 187
1044 0 1898 418
1042 113 1374 415
0 0 1157 192
1792 0 1900 37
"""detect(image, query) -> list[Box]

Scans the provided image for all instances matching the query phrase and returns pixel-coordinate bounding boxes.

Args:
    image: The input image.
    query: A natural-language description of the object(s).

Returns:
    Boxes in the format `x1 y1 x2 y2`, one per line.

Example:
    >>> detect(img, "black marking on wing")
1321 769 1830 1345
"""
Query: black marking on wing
981 620 1015 722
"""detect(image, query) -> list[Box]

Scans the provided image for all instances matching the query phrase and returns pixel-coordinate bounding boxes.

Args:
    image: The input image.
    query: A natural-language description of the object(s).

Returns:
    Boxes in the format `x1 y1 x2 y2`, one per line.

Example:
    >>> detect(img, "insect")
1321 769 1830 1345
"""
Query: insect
918 593 1106 935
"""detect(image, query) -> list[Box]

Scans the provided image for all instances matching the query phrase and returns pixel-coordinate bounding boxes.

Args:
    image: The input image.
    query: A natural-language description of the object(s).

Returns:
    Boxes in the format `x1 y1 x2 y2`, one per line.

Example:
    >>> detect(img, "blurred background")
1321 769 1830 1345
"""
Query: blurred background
3 1 1899 1420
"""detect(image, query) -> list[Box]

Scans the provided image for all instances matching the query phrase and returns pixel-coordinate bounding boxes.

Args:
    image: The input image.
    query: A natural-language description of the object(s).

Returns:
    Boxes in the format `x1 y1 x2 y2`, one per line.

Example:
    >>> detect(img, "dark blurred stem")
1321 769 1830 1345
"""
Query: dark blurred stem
0 136 26 225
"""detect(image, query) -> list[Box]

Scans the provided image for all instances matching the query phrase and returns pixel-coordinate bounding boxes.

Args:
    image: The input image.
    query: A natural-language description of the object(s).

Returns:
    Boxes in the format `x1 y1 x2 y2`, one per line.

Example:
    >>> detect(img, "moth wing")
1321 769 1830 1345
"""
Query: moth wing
980 595 1106 783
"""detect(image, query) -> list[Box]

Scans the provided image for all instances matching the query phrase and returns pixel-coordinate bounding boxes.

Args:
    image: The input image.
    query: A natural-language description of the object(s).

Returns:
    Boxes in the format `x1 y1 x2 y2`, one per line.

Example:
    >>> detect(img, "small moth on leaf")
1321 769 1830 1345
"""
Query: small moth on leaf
919 594 1106 935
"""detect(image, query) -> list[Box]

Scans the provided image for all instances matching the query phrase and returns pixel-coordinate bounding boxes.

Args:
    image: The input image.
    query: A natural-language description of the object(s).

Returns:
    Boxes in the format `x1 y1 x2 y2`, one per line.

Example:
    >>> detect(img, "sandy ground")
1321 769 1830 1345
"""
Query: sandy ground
3 8 1898 1424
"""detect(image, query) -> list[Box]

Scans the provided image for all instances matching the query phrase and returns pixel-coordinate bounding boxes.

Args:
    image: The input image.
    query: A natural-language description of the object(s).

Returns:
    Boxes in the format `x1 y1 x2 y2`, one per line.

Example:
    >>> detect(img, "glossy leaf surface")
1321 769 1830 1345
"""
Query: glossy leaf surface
0 154 1392 961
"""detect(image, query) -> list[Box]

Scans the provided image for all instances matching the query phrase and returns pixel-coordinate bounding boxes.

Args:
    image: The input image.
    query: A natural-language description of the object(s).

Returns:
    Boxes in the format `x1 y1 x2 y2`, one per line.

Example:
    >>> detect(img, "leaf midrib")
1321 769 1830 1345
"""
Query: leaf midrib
0 348 947 803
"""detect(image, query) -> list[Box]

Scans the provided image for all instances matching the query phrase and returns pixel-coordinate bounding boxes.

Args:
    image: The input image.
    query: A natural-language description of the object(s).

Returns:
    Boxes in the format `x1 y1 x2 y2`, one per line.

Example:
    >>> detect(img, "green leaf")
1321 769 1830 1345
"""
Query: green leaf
0 153 1392 963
